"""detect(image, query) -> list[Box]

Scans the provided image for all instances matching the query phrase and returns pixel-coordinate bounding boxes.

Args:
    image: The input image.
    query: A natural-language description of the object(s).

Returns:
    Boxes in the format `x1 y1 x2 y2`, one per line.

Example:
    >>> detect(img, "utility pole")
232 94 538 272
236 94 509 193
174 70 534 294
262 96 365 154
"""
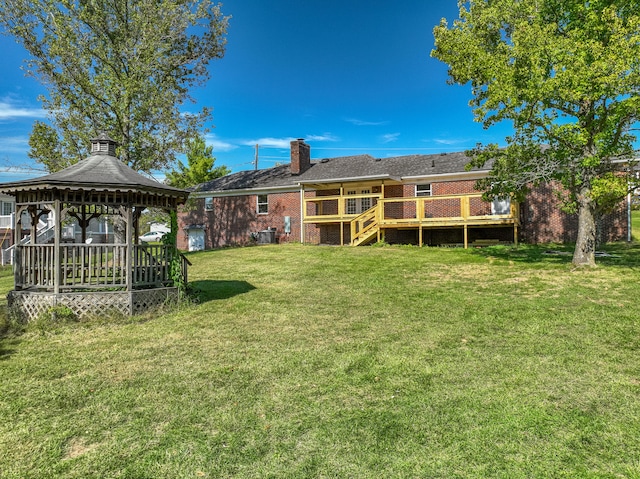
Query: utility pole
254 144 259 170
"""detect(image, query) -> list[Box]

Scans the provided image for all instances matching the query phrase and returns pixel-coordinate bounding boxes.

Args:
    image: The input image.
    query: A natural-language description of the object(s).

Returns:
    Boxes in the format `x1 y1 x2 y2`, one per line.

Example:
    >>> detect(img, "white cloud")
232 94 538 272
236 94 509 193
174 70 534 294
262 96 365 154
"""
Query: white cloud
242 137 295 149
380 133 400 144
0 136 30 154
432 138 469 146
0 101 46 120
232 133 339 151
204 134 238 152
306 133 339 142
345 118 390 127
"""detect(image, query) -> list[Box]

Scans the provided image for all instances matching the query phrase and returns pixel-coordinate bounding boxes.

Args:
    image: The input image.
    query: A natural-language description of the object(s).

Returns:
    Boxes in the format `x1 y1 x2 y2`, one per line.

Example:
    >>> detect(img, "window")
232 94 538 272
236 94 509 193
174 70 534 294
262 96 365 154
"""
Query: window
346 190 357 215
416 184 432 197
204 197 213 211
1 201 13 216
257 194 268 214
491 196 511 215
346 188 372 215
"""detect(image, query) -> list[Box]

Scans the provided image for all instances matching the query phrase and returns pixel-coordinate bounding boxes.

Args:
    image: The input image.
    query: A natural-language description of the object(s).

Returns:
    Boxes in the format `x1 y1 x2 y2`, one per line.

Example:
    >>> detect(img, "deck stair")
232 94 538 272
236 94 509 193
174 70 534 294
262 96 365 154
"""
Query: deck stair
350 205 380 246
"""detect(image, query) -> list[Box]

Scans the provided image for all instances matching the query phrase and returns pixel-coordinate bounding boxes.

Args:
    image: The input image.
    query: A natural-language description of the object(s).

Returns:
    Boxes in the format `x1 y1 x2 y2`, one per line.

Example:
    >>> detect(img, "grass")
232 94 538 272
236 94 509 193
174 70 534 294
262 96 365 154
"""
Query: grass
1 243 640 478
632 208 640 241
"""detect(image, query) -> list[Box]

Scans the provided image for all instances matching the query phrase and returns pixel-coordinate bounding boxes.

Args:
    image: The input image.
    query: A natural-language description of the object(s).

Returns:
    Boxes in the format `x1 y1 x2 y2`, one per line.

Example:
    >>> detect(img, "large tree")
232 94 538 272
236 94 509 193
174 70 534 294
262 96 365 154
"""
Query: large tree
432 0 640 266
0 0 228 173
166 135 229 188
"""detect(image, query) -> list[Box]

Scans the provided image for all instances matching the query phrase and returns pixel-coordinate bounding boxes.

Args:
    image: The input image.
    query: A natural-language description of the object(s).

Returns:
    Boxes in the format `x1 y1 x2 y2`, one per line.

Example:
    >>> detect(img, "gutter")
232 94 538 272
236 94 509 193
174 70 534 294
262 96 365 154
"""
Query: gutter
401 170 490 183
297 174 396 186
190 184 300 198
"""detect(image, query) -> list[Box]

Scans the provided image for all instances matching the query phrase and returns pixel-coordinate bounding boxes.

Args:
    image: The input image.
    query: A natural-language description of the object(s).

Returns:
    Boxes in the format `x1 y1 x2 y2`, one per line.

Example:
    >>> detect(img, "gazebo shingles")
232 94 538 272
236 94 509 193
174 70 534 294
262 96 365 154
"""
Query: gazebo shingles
0 137 188 202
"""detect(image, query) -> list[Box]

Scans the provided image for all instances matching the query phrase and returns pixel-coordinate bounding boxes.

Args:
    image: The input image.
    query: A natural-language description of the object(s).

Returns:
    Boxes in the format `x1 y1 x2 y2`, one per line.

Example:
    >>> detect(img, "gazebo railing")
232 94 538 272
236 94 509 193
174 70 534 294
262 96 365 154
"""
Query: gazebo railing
14 243 186 290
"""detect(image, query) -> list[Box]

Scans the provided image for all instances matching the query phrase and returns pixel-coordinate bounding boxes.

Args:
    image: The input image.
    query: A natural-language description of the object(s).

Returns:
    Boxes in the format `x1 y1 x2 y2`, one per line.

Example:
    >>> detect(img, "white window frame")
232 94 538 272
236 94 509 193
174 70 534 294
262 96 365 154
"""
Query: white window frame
1 201 13 216
204 197 213 211
491 196 511 215
416 184 432 197
257 194 268 215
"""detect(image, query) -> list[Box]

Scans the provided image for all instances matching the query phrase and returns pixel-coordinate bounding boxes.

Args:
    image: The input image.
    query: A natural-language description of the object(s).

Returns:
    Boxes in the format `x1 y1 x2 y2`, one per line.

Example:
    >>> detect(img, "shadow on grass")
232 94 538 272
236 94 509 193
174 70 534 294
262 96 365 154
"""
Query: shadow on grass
470 242 640 267
0 339 19 360
470 244 575 264
190 280 256 303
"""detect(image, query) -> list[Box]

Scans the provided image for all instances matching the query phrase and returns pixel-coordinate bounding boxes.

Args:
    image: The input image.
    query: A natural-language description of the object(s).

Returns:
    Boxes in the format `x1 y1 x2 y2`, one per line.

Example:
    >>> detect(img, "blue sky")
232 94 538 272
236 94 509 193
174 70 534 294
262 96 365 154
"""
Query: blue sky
0 0 515 181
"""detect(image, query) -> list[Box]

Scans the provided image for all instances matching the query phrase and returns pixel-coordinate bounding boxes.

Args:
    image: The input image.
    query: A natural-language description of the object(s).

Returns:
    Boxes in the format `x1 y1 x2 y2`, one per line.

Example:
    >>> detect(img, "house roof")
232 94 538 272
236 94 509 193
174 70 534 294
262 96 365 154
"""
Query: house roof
191 150 489 195
191 163 299 193
297 151 487 185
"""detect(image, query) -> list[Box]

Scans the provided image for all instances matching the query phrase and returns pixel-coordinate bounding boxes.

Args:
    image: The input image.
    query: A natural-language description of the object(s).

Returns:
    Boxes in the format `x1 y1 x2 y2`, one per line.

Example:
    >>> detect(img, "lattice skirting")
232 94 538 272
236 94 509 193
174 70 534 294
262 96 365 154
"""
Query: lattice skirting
7 288 179 321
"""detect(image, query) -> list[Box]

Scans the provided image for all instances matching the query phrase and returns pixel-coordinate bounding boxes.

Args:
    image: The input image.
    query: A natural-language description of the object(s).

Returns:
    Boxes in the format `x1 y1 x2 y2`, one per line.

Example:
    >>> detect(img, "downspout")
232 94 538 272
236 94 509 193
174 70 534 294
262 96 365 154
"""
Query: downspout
300 185 305 244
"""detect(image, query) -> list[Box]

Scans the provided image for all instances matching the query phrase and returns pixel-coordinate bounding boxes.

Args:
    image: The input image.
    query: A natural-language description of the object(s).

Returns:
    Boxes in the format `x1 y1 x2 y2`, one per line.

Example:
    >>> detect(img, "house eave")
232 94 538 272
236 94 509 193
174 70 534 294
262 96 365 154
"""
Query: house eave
190 184 300 198
401 170 490 183
298 174 400 187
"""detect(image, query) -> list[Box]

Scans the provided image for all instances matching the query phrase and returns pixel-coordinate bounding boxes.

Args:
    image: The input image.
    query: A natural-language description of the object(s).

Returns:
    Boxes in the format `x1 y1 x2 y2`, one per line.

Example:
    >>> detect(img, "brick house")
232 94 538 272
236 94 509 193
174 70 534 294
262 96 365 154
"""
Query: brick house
177 139 629 251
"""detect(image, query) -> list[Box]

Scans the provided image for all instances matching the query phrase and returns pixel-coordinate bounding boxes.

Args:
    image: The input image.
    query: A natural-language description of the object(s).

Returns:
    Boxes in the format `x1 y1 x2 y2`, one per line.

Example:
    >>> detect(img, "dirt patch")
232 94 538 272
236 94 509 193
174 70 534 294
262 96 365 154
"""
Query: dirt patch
64 437 100 460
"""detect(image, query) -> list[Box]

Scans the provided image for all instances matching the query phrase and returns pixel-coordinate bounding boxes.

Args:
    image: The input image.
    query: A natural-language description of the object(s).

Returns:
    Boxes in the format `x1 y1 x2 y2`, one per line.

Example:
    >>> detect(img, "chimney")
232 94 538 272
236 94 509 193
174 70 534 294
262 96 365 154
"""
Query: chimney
290 139 310 175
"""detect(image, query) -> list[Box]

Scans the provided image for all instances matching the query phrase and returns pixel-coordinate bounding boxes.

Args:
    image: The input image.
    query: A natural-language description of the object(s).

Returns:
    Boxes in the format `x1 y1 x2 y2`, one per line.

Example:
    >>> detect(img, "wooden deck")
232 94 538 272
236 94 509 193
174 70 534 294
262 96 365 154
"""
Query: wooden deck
303 193 520 247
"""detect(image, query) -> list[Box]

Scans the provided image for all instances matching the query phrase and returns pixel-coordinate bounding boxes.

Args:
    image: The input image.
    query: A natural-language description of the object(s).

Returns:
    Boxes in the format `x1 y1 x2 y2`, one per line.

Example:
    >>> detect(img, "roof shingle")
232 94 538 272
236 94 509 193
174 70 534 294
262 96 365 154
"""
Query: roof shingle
193 150 488 193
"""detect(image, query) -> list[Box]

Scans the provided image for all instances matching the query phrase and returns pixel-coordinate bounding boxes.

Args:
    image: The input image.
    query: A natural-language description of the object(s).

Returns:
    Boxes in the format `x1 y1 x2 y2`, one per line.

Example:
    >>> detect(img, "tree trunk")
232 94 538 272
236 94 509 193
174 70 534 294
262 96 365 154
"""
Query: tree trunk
573 186 597 267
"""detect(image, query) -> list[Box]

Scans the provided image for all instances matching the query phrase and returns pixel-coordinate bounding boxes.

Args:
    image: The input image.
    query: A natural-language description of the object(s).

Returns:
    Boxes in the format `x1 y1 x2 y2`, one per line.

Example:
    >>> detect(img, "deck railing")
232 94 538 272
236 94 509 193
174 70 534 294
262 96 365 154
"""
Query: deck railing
304 193 519 226
14 243 187 291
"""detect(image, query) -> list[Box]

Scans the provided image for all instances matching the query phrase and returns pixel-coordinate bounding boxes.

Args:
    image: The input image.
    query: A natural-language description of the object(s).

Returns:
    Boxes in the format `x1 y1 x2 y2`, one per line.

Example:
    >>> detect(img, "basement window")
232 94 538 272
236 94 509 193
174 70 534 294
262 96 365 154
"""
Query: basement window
416 184 432 196
204 197 213 211
257 194 268 214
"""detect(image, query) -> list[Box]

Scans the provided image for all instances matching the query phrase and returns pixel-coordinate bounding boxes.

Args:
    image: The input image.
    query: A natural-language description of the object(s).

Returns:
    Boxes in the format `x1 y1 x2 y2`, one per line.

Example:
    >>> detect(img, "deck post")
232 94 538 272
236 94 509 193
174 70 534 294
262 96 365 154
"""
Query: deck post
419 226 423 247
463 224 468 249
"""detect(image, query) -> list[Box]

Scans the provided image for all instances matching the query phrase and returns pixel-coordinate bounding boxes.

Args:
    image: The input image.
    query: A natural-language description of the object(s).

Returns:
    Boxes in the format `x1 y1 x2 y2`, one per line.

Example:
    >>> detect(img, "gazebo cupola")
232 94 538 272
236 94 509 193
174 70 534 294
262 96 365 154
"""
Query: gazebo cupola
0 133 191 320
90 131 118 156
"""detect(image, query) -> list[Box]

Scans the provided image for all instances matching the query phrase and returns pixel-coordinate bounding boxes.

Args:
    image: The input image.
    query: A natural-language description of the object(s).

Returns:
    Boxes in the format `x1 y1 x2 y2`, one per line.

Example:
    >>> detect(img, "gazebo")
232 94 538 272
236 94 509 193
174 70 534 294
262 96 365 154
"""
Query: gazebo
0 133 190 320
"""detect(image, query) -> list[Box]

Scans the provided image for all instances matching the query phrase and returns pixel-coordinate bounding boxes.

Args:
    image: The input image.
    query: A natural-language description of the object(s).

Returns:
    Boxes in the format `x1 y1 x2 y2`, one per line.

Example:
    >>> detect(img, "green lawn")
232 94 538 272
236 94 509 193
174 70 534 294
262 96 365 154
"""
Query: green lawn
632 209 640 241
1 243 640 478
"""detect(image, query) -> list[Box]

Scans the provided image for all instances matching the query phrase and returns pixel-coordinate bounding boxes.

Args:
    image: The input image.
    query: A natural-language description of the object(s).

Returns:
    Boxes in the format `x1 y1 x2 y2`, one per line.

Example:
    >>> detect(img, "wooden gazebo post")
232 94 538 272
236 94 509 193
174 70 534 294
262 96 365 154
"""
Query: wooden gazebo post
53 198 61 295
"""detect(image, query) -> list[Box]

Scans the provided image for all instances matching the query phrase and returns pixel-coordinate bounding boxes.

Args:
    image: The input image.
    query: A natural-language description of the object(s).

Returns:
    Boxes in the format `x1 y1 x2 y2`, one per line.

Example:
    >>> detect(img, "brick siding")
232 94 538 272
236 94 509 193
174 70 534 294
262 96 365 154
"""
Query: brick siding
179 179 628 250
178 191 319 250
521 182 627 244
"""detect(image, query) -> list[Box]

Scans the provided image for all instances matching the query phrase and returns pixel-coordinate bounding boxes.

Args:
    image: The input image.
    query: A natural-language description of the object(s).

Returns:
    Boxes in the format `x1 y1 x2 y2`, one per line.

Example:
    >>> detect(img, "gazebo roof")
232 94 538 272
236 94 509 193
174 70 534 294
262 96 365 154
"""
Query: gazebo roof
0 133 189 203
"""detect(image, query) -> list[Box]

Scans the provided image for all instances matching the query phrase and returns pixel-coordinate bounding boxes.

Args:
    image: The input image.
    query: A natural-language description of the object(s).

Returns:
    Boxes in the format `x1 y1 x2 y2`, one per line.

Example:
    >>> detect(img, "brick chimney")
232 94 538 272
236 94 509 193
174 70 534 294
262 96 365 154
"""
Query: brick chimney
290 139 310 175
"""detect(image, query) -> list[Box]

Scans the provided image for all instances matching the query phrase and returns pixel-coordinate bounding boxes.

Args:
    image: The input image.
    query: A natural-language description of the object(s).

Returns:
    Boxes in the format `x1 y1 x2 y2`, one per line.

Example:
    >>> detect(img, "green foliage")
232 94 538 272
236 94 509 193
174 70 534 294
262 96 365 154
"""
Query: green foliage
371 239 390 247
590 172 630 213
29 305 77 335
162 210 187 294
166 135 230 188
433 0 640 266
0 0 229 173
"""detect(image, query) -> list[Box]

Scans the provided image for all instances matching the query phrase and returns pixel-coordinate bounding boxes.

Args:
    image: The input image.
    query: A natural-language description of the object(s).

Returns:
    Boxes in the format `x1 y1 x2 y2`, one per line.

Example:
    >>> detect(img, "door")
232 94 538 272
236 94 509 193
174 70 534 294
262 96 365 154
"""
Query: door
188 228 205 251
346 188 373 215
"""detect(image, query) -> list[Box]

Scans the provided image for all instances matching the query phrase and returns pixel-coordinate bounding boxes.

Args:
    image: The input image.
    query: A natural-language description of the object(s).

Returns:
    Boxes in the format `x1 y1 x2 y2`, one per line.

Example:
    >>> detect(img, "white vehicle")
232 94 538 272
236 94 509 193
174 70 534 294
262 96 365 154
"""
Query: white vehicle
139 231 166 242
